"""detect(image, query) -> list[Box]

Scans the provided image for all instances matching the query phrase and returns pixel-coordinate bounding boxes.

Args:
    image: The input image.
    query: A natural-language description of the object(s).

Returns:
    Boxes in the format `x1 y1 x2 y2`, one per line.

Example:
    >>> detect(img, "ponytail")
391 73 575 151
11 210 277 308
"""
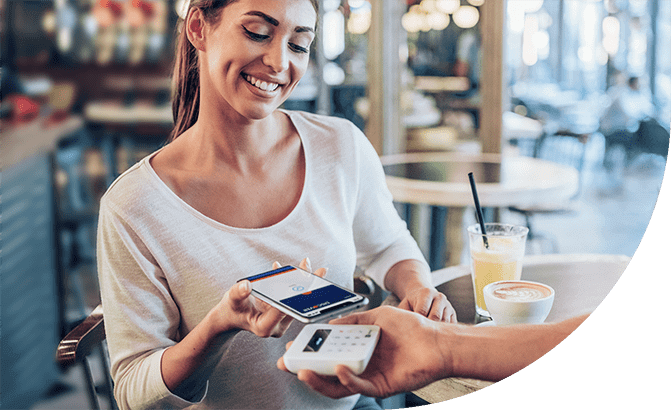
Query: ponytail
169 23 200 142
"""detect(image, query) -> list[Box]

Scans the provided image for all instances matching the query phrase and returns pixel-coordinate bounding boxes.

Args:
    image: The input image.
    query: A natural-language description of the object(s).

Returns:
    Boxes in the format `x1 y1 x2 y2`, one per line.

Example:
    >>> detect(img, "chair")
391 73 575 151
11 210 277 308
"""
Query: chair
508 126 589 253
56 304 117 410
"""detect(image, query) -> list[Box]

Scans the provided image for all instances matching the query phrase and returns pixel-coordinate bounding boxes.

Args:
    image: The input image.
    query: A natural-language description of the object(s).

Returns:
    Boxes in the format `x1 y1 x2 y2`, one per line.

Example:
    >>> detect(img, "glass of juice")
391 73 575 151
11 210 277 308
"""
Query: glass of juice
467 223 529 318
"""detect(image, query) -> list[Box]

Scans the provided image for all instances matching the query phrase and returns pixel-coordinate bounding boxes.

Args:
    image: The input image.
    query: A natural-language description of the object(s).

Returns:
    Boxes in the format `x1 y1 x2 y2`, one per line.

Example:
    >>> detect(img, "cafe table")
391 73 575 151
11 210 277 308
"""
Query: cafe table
380 152 580 269
382 253 631 403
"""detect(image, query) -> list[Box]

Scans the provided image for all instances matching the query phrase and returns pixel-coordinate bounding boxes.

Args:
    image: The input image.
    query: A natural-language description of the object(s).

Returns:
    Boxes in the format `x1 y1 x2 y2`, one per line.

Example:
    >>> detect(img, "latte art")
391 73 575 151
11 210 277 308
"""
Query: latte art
491 283 552 301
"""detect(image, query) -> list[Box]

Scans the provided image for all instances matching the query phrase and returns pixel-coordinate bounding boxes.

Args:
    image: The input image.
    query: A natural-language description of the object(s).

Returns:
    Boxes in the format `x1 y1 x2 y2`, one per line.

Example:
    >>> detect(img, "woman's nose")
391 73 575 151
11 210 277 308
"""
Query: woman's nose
263 41 290 73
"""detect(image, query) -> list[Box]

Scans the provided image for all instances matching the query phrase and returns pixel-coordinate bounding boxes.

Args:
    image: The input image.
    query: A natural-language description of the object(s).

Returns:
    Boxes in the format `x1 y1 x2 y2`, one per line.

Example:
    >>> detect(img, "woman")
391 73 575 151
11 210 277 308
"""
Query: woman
97 1 455 409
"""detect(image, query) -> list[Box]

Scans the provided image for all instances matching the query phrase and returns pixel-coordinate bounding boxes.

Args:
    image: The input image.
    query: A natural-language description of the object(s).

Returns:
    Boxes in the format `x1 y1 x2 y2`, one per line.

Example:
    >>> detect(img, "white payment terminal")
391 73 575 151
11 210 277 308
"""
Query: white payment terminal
283 324 380 376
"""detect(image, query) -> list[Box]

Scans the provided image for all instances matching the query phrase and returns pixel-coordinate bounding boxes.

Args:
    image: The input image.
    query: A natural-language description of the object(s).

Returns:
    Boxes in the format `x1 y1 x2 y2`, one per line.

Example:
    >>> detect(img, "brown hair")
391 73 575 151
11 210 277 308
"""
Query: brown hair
169 0 320 142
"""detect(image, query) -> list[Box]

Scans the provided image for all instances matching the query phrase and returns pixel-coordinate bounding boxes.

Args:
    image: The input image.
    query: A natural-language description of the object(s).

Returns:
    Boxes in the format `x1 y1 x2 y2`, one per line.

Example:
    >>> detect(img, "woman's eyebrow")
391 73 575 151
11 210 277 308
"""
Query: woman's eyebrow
244 10 315 34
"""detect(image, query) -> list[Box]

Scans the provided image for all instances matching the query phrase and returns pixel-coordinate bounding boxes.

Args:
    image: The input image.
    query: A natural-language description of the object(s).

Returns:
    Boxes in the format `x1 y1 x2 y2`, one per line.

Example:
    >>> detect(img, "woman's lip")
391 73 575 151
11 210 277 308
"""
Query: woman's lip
241 77 281 98
242 73 282 92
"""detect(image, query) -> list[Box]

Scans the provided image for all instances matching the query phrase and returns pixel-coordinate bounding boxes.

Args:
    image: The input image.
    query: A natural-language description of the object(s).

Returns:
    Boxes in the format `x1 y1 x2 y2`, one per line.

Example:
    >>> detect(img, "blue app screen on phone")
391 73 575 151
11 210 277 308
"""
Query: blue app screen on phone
280 284 354 314
246 266 359 315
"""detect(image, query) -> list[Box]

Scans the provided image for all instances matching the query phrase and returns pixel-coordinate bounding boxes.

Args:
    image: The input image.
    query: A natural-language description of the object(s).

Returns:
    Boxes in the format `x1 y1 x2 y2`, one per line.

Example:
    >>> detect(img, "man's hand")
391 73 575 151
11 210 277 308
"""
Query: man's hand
277 306 452 399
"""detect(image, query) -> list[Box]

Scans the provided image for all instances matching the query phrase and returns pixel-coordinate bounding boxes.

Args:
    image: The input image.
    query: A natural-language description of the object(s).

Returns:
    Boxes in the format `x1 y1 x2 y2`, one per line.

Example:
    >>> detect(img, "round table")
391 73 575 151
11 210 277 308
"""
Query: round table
380 152 580 269
382 253 631 403
381 151 579 208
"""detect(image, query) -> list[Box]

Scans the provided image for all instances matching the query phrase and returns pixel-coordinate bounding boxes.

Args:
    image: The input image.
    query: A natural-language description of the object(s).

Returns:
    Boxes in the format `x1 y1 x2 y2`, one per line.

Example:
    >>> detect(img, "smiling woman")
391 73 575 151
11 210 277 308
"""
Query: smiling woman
96 1 456 409
170 0 319 140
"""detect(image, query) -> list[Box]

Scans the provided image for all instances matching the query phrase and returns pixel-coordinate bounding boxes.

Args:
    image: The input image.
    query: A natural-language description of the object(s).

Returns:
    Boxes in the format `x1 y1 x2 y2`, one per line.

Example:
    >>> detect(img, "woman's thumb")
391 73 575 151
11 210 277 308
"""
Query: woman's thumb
231 280 252 302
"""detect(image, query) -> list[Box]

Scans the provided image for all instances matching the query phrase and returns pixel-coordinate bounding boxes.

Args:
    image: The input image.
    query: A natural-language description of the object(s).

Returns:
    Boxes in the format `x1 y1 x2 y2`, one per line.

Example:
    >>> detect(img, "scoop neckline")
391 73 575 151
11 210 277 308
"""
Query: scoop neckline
143 110 309 233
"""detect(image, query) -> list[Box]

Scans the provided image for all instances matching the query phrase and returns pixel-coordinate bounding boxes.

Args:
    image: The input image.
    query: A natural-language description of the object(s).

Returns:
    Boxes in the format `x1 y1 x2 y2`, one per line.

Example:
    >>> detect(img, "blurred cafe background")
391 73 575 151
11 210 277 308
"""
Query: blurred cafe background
1 0 669 408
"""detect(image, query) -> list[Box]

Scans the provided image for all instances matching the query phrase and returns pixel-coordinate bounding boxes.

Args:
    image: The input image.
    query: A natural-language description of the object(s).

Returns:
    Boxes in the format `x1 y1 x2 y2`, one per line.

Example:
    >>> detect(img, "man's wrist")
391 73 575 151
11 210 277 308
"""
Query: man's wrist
431 322 457 380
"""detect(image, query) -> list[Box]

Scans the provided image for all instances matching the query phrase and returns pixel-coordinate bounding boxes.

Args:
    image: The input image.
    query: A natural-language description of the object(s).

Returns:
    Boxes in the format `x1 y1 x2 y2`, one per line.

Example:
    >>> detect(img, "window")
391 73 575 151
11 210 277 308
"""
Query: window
506 0 669 124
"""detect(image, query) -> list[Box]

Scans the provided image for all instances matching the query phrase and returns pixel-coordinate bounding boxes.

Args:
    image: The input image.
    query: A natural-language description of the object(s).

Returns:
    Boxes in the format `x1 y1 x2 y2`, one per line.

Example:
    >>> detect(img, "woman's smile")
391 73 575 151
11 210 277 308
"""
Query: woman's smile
242 73 281 93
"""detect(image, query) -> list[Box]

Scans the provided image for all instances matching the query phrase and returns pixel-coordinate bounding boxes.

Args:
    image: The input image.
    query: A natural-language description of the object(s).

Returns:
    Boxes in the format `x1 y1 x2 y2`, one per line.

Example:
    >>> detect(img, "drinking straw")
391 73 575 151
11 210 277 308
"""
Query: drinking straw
468 172 489 249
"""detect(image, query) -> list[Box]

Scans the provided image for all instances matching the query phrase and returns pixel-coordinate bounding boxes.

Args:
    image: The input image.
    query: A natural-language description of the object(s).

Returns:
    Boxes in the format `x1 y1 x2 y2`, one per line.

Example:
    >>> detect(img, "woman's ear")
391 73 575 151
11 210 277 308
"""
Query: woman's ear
185 8 207 51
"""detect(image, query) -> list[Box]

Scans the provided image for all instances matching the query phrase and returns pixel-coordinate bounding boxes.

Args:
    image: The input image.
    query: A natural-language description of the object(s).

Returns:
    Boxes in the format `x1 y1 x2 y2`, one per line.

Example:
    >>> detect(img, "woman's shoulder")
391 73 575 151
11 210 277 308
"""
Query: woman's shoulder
284 109 363 137
284 109 370 156
99 155 162 214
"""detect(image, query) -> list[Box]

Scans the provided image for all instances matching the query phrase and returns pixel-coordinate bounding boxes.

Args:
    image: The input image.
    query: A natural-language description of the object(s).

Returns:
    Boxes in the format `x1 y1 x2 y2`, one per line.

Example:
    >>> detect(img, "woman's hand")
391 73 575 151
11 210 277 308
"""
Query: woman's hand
397 286 457 324
213 258 327 338
385 260 457 323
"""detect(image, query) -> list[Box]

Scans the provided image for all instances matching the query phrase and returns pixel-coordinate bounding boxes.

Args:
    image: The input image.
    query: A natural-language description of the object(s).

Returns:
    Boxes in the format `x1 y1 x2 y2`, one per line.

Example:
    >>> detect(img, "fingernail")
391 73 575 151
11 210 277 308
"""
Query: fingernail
305 257 312 270
241 280 251 292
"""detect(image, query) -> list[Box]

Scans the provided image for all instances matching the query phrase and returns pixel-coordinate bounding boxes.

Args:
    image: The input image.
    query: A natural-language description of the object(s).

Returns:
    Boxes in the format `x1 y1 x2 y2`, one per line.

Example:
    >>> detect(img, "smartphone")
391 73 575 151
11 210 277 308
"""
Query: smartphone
238 265 368 323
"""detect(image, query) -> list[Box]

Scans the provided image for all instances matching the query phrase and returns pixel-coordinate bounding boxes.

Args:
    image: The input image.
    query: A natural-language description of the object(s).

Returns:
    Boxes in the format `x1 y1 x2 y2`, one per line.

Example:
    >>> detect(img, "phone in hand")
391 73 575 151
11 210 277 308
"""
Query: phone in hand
238 265 368 323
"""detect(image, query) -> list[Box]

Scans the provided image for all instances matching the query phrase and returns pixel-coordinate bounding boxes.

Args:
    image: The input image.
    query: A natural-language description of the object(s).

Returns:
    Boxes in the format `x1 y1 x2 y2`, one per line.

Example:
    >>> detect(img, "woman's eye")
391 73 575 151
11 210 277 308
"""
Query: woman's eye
243 26 269 41
290 43 309 54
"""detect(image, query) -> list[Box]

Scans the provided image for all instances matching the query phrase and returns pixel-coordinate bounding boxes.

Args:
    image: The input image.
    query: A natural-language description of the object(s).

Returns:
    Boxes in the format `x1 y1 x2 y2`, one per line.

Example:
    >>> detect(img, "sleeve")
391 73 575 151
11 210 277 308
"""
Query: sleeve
350 131 430 290
97 199 208 410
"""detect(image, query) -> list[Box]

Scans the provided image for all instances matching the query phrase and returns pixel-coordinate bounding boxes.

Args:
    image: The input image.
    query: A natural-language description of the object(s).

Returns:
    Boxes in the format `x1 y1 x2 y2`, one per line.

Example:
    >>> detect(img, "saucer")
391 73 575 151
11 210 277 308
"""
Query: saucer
475 321 495 327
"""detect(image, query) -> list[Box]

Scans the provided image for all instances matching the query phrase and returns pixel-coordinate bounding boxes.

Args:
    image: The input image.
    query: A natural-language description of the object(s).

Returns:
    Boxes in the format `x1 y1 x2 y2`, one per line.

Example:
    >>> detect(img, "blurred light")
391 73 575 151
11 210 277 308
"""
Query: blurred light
324 0 341 13
323 10 345 60
402 11 423 33
323 62 346 85
453 6 479 29
507 1 526 32
578 46 593 64
514 105 528 117
533 30 549 50
467 0 485 6
602 16 620 55
524 0 544 13
419 13 431 32
42 10 57 34
348 0 366 9
579 3 598 69
57 27 73 53
597 47 609 66
419 0 438 13
436 0 460 15
399 42 409 64
535 30 550 60
347 7 372 34
175 0 188 20
82 13 98 37
522 15 538 66
428 12 450 30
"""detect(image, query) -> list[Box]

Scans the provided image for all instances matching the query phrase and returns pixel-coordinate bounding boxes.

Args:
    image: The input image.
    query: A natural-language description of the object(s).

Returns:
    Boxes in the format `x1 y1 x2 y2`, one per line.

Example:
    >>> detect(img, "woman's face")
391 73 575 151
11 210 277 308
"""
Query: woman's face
196 0 317 121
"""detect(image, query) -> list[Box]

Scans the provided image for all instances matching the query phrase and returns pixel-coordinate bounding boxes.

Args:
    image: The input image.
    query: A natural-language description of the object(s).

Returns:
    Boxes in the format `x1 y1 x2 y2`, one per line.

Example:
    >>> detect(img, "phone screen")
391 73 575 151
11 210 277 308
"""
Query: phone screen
243 266 364 319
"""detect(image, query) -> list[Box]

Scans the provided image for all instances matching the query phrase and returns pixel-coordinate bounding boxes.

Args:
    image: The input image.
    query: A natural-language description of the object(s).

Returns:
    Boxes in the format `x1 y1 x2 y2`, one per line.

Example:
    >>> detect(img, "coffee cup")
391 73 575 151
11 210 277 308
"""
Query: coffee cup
483 280 554 326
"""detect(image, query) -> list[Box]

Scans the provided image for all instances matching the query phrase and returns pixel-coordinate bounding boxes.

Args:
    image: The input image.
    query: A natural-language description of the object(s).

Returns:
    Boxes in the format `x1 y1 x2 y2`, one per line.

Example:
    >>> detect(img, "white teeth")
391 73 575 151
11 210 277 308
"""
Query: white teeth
245 74 279 92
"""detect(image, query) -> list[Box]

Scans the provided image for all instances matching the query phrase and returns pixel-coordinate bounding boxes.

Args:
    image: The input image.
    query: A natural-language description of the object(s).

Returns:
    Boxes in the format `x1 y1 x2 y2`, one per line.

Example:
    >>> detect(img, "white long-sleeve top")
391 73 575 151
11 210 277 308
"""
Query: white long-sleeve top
97 110 429 409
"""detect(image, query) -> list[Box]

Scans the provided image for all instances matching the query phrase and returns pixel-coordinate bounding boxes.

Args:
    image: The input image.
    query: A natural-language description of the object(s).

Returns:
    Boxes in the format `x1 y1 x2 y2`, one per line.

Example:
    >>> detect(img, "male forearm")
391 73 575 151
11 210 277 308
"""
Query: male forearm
438 315 589 381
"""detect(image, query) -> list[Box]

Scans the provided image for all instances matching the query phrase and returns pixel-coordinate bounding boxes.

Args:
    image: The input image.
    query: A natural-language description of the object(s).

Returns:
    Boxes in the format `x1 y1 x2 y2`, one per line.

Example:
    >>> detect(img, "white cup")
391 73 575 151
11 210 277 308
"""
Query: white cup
483 280 555 326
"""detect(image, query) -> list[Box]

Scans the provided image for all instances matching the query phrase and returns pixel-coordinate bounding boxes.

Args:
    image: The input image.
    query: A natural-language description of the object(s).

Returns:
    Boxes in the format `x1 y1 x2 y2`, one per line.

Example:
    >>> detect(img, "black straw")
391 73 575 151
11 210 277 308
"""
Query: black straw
468 172 489 249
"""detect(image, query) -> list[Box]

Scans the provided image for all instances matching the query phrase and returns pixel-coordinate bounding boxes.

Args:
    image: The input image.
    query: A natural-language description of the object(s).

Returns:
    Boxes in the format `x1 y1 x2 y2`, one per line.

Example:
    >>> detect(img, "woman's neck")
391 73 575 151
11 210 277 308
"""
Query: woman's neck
185 110 290 175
